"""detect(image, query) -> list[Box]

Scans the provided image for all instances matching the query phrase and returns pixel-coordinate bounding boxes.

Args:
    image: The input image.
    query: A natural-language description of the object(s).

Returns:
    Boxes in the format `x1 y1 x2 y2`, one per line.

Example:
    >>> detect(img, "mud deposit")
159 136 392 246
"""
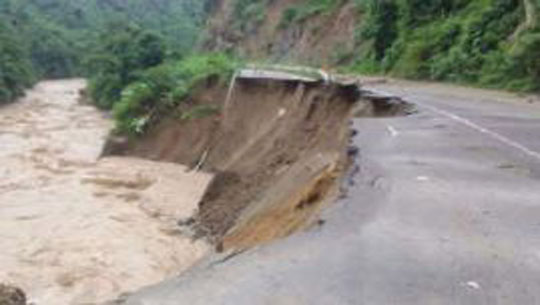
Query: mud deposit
0 80 211 304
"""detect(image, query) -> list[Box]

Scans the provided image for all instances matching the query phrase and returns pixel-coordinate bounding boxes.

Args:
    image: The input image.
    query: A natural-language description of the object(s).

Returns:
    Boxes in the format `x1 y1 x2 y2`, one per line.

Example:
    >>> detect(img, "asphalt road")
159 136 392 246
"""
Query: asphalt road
118 81 540 305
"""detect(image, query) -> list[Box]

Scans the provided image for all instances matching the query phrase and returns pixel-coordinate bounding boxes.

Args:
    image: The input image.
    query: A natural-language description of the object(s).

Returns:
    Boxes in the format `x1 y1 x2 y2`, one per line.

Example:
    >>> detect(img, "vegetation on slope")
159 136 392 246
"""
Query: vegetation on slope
0 0 234 133
227 0 540 92
281 0 345 25
0 0 208 103
0 21 35 104
351 0 540 91
110 53 235 135
3 0 539 131
86 23 168 110
81 15 236 135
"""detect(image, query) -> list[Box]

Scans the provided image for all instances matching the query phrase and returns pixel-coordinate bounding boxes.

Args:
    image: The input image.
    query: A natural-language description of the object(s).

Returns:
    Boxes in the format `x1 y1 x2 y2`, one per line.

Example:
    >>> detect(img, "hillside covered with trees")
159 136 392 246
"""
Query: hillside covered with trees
0 20 34 103
355 0 540 91
0 0 208 103
2 0 539 128
206 0 540 92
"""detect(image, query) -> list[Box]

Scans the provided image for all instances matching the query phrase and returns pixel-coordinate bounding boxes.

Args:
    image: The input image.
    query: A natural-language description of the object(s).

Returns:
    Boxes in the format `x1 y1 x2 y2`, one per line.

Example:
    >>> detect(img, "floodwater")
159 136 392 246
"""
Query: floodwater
0 80 212 304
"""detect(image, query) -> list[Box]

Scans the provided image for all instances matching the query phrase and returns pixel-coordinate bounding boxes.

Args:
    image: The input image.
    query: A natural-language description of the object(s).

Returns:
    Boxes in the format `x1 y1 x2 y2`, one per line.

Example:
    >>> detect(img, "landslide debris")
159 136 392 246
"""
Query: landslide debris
106 76 361 250
0 284 26 305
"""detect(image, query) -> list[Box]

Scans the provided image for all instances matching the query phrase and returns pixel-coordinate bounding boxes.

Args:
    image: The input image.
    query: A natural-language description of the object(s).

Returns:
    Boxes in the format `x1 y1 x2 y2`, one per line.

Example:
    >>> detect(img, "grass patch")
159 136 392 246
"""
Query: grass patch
345 0 540 92
112 53 237 135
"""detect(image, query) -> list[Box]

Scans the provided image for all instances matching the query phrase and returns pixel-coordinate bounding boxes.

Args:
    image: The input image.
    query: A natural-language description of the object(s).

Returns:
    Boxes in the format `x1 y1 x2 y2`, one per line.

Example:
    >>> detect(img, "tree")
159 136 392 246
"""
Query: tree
0 21 34 103
86 23 166 109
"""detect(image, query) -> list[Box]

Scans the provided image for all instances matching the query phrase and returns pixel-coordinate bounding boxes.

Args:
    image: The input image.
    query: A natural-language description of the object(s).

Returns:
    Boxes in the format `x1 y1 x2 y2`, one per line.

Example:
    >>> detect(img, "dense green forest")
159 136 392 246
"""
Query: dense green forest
2 0 539 128
352 0 540 91
0 0 208 103
231 0 539 92
85 21 235 134
0 20 34 103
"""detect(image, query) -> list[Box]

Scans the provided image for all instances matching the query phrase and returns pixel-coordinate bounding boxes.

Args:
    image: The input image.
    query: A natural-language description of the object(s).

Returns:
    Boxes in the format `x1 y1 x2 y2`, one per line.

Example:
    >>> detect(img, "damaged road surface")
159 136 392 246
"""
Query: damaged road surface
110 68 360 250
3 74 540 305
0 70 362 304
117 80 540 305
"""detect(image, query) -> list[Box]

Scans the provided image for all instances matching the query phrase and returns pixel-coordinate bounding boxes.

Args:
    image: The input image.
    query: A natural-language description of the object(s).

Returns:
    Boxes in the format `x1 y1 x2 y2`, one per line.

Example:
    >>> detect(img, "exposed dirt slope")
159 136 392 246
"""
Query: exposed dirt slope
110 77 360 250
204 0 361 67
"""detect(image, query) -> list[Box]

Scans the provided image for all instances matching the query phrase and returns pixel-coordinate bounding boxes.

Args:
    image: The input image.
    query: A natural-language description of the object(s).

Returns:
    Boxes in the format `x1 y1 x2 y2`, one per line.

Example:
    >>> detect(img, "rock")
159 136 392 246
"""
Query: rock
0 284 26 305
347 145 359 158
178 217 196 227
101 136 130 156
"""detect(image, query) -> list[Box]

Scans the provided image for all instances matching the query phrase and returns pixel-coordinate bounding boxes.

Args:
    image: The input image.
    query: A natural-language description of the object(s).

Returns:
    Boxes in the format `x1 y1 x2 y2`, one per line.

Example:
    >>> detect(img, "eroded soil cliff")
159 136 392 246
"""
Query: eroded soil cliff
204 0 361 67
108 76 360 250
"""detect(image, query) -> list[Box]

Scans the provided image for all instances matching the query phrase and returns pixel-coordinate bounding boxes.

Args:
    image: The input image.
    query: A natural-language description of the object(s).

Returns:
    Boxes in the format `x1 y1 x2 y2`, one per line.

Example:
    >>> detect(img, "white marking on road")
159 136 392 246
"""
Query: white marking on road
386 125 399 137
465 281 481 290
416 176 430 182
420 103 540 162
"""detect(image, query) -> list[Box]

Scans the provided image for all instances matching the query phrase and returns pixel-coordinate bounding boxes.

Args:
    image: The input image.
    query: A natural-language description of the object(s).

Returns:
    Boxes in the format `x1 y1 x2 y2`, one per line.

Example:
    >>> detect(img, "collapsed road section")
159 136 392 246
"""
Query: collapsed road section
107 71 414 305
1 71 413 305
107 68 368 251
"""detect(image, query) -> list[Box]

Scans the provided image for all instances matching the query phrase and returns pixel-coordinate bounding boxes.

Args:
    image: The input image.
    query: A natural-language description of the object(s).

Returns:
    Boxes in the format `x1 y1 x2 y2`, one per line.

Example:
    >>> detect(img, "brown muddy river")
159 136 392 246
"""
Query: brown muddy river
0 80 212 304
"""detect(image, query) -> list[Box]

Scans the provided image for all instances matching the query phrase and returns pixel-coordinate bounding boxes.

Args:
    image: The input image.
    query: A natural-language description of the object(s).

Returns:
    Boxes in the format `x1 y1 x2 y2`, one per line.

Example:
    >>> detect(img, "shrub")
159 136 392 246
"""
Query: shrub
348 0 540 92
232 0 267 31
113 82 155 133
280 0 345 27
361 0 399 61
503 32 540 91
112 53 237 135
86 23 166 109
0 21 34 103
